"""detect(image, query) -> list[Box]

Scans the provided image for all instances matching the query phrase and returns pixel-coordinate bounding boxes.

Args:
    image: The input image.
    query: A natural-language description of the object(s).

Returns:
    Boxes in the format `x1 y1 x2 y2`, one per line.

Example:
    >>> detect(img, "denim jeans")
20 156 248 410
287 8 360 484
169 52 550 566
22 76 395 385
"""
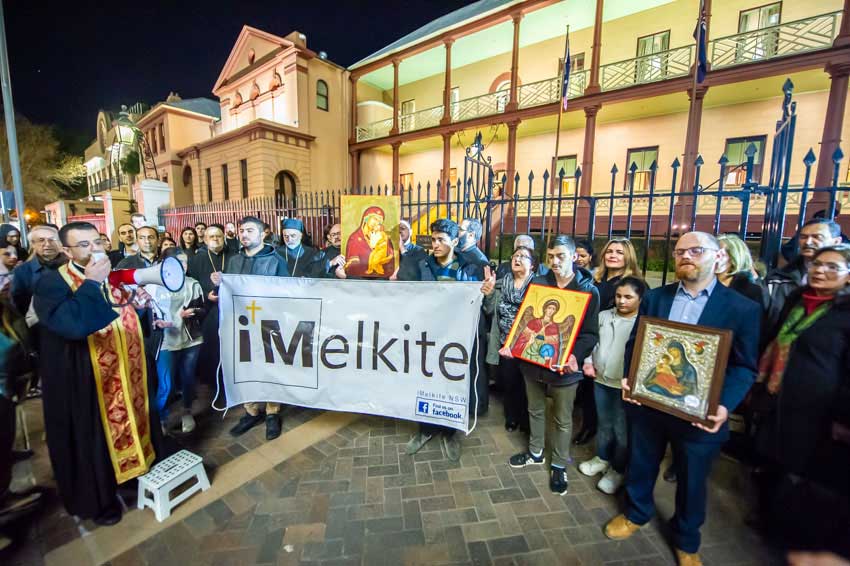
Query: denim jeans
155 344 201 422
594 383 628 472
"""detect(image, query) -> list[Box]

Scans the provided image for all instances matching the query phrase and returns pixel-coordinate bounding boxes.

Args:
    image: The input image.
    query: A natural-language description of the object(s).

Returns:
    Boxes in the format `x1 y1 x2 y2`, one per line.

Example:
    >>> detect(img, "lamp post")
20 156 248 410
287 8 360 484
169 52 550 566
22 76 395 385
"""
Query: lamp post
113 106 143 214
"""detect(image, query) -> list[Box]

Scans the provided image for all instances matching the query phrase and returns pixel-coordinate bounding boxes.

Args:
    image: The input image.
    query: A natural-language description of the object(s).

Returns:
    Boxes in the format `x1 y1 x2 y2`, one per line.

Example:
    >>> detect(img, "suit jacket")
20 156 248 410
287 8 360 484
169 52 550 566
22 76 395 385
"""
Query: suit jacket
624 281 760 435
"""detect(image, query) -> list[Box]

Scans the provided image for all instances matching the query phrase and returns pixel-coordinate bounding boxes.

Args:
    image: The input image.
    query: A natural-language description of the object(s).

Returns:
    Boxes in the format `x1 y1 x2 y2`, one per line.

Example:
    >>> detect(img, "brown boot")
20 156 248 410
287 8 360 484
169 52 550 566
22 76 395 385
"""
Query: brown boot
603 514 642 540
675 549 703 566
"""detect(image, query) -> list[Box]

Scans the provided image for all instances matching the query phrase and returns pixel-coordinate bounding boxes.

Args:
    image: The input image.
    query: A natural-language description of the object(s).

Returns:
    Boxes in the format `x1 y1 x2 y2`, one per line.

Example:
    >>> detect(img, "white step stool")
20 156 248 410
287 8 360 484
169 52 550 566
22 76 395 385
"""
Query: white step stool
137 449 210 522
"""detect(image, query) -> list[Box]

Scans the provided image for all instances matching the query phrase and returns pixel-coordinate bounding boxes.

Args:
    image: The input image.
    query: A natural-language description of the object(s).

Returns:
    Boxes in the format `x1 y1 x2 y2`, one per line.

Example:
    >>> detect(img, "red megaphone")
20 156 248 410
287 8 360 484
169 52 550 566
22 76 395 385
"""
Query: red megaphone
108 256 185 292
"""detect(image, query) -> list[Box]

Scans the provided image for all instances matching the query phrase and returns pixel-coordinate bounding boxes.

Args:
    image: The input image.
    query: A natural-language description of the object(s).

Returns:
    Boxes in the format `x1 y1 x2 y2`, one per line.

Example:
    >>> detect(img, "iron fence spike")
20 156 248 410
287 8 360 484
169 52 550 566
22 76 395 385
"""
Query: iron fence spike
744 143 758 157
671 157 680 168
611 164 619 174
694 154 704 166
832 146 844 162
718 154 729 165
803 148 817 165
628 161 638 173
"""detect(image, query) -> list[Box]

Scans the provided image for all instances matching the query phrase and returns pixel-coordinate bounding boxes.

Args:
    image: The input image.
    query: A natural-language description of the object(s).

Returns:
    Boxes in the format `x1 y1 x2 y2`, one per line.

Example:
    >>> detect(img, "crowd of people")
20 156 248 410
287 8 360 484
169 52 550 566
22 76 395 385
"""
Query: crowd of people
0 210 846 565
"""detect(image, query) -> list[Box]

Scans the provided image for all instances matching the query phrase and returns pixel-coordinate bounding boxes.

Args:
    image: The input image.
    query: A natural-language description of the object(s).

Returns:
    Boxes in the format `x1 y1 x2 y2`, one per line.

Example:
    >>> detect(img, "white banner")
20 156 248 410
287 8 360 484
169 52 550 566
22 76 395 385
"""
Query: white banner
218 275 483 432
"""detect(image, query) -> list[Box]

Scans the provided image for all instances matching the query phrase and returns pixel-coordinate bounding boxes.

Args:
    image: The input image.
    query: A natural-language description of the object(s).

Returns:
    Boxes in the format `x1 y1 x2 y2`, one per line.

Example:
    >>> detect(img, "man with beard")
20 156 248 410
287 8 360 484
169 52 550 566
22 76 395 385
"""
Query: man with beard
116 226 159 269
188 224 230 388
765 218 842 329
604 232 760 566
108 223 139 267
276 218 326 278
34 222 156 525
457 218 489 280
224 222 240 254
212 216 289 440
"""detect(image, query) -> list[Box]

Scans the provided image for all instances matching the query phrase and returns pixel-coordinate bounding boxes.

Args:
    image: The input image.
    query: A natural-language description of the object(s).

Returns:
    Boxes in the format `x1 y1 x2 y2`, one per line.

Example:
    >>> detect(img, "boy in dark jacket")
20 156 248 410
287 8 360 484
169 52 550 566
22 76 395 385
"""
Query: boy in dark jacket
505 235 600 496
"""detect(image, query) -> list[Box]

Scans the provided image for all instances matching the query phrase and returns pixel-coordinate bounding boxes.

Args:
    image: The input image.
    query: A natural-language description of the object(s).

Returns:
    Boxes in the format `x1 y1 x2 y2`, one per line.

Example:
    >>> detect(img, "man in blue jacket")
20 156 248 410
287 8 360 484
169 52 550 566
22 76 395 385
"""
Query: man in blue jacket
604 231 760 566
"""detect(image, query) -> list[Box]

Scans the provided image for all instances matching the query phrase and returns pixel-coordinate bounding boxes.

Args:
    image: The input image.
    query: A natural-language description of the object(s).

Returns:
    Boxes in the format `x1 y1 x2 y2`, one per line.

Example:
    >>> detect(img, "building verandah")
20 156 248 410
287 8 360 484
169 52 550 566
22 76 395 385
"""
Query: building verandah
348 0 850 226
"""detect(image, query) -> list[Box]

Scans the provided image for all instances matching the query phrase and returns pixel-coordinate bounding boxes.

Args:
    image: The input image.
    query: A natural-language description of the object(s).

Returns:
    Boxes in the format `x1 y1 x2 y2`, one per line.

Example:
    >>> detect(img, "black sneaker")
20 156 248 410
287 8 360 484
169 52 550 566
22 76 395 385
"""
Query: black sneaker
265 414 282 440
229 413 265 437
509 451 544 468
550 466 569 495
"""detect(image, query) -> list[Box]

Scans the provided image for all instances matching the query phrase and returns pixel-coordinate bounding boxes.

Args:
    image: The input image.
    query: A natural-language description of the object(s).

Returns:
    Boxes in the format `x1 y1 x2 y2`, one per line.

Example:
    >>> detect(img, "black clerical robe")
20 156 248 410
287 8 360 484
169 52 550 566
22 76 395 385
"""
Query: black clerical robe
188 248 229 385
33 265 155 518
276 244 326 278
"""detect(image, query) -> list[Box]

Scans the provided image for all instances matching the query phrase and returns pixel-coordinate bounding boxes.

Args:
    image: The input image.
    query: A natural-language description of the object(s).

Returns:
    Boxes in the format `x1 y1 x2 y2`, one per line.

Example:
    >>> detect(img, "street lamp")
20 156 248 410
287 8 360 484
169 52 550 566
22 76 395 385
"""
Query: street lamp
112 106 143 214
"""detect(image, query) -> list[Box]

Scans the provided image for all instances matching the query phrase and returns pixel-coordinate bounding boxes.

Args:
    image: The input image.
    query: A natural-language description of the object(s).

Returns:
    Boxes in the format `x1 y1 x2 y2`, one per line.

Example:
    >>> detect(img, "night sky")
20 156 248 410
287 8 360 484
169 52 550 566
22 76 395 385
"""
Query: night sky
5 0 469 150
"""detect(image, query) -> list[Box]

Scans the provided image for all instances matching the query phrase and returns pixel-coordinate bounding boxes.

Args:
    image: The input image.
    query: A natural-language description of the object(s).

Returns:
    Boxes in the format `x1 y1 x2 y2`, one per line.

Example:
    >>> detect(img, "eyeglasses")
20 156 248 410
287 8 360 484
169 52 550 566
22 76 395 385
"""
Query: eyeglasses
673 246 718 258
67 239 104 249
512 254 532 262
810 260 850 274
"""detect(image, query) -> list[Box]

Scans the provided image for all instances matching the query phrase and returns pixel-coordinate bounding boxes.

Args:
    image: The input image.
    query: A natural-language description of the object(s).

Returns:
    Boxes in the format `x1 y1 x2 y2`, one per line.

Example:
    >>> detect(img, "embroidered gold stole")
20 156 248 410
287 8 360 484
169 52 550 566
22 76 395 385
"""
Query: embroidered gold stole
59 264 155 483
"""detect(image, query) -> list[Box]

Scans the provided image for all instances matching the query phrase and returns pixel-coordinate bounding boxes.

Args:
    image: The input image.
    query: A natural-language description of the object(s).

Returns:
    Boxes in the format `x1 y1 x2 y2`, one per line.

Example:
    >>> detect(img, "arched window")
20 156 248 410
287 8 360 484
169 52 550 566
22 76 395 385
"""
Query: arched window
182 165 192 188
316 80 329 111
275 171 298 211
495 80 510 112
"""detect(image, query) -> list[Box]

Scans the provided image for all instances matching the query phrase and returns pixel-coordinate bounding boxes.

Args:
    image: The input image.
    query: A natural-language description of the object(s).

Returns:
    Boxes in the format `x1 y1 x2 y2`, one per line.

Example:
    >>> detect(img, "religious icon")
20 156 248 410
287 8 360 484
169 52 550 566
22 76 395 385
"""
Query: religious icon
340 196 400 279
625 317 732 426
503 284 592 370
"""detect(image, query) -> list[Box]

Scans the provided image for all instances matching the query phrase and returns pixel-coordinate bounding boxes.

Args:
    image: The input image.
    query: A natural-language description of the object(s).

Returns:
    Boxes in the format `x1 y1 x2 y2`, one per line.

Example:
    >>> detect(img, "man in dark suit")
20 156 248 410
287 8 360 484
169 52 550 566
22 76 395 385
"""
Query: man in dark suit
603 231 760 566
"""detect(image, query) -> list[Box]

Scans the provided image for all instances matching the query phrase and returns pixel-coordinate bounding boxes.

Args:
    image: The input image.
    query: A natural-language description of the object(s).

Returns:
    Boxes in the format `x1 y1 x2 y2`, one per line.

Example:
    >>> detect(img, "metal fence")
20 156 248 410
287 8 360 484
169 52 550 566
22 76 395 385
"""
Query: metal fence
159 80 848 283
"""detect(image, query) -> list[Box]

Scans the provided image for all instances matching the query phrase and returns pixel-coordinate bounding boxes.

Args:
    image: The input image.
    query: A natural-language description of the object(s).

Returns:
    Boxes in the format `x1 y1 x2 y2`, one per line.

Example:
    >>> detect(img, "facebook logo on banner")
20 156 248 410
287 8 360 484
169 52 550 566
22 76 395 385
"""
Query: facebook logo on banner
415 397 465 424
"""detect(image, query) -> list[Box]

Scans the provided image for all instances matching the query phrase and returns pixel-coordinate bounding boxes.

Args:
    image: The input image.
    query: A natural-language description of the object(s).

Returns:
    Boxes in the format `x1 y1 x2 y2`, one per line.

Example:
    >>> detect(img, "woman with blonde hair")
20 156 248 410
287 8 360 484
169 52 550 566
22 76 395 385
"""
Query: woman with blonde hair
593 238 641 310
576 237 642 446
717 234 766 308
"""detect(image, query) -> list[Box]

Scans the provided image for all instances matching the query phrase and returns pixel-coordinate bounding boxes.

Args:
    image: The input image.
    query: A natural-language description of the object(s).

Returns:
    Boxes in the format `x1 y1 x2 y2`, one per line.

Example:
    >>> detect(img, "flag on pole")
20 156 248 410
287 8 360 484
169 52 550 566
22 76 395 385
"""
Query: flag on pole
560 28 571 111
693 3 707 83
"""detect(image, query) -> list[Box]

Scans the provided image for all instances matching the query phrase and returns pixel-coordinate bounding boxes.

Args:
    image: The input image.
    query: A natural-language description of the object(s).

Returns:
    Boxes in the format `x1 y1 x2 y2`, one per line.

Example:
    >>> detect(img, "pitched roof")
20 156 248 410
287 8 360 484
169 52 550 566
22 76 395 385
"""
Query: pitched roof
348 0 521 70
163 98 221 119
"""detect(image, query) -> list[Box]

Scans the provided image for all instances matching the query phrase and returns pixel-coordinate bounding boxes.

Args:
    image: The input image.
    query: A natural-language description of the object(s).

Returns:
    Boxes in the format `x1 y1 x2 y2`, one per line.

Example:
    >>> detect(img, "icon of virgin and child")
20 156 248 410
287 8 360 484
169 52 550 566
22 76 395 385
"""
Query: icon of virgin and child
642 340 698 399
508 298 576 367
344 206 396 278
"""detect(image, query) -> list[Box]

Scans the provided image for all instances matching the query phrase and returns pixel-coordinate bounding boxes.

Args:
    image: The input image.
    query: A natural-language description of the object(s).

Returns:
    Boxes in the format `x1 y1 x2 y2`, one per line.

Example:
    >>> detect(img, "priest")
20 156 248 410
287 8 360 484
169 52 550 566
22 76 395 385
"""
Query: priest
276 218 327 277
33 221 155 525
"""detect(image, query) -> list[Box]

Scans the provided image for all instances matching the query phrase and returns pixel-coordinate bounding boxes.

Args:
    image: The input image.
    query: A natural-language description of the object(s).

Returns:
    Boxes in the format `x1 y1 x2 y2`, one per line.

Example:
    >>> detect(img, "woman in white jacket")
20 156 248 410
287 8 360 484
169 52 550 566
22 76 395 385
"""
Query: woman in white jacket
151 247 204 434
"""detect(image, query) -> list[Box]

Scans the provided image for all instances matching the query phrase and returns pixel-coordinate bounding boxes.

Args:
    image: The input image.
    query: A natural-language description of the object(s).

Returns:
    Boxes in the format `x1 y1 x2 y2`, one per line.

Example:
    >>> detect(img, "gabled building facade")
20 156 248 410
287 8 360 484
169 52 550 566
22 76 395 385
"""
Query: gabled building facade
177 26 350 209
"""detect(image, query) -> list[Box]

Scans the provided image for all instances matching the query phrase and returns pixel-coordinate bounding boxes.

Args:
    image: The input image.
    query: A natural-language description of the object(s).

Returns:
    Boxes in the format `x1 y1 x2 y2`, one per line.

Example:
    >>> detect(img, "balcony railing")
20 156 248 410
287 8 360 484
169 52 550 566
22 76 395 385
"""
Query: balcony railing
89 175 129 195
518 70 588 109
453 91 507 122
400 104 444 133
601 45 694 91
356 117 393 142
711 11 840 69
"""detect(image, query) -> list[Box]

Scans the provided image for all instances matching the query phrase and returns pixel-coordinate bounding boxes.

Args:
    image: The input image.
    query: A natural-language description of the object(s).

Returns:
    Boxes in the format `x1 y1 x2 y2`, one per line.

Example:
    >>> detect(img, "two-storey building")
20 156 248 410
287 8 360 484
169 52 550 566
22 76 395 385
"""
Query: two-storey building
349 0 850 228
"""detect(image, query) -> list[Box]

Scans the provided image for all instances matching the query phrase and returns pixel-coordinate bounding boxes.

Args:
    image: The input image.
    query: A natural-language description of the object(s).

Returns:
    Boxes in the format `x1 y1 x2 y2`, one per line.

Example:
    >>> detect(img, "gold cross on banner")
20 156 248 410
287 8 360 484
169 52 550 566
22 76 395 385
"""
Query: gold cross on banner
246 300 262 324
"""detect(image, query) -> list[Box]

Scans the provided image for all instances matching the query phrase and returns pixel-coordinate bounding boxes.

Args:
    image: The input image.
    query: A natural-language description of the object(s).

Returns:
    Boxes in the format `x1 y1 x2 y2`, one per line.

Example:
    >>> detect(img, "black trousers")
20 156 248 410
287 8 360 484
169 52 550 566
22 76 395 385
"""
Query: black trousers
496 357 528 430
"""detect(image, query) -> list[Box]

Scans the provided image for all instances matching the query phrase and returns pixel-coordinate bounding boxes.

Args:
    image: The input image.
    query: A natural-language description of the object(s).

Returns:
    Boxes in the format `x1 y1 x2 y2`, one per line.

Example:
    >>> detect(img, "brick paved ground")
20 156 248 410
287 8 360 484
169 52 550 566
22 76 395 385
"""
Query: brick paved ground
4 386 323 566
6 398 780 566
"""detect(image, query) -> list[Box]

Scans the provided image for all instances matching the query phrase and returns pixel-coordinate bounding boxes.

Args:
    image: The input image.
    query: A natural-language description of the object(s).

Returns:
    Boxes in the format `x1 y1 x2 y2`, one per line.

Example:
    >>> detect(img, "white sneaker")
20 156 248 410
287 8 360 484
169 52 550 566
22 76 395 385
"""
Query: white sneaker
181 414 196 434
578 456 609 477
597 468 624 494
